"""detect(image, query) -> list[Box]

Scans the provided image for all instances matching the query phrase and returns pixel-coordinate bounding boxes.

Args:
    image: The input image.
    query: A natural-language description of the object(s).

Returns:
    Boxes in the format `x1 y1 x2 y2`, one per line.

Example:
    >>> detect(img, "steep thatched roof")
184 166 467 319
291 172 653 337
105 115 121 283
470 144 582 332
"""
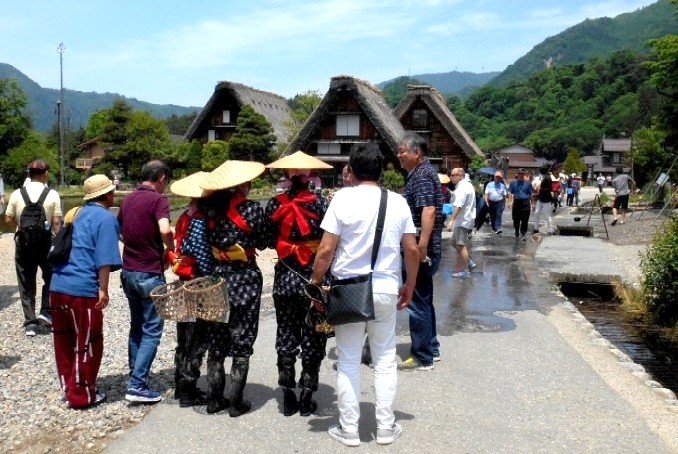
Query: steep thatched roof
184 81 291 143
286 75 405 157
394 84 483 159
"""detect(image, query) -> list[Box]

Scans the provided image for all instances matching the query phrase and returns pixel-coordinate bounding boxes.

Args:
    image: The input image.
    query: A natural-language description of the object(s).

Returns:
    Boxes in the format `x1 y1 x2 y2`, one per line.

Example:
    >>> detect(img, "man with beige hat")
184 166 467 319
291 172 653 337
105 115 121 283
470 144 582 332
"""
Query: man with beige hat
49 174 121 409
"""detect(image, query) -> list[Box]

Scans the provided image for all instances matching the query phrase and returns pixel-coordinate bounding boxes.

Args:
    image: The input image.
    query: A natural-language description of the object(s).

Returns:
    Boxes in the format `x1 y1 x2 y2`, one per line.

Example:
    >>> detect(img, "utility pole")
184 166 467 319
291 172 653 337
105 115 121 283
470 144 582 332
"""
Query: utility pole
57 42 65 187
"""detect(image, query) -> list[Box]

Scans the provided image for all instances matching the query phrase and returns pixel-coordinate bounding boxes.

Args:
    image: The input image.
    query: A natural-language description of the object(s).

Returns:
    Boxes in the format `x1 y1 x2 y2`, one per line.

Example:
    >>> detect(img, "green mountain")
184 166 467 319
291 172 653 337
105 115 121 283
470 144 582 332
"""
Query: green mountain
0 63 200 132
378 70 499 97
489 0 678 87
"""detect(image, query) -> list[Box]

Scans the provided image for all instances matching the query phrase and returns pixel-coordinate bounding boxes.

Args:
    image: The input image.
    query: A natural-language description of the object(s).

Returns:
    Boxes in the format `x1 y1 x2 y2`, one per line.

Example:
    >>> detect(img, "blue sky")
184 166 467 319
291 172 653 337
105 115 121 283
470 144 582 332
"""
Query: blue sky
0 0 658 107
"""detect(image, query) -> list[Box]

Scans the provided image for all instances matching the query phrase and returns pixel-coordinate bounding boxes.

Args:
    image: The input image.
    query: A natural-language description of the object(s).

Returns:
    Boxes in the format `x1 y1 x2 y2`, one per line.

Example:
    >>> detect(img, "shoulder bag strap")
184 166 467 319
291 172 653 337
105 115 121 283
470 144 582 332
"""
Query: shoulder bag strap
370 188 388 271
37 186 50 205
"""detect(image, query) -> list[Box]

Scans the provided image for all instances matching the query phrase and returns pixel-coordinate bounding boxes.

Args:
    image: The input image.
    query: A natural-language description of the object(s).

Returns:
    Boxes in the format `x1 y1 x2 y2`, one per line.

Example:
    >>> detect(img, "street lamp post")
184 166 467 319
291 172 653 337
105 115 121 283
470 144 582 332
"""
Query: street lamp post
57 42 65 187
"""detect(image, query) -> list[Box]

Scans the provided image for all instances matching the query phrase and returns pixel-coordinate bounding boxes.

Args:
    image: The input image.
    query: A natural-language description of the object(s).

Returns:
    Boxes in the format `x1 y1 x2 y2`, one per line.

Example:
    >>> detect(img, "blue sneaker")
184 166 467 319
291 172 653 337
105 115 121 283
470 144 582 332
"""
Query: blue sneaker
468 260 477 270
125 387 162 403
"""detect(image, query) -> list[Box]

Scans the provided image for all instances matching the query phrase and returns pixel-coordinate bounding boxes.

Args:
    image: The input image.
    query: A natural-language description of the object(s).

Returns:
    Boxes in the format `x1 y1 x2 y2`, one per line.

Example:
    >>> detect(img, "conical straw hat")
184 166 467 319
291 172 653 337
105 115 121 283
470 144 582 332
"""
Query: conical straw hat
438 173 450 185
170 171 213 198
266 150 333 170
200 160 266 191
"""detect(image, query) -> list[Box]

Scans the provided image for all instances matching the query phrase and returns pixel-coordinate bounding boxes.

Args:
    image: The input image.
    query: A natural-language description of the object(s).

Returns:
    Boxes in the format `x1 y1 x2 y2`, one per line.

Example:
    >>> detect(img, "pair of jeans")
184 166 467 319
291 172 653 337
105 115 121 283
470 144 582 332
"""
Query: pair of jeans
403 256 440 366
335 293 398 433
488 200 505 231
121 270 165 390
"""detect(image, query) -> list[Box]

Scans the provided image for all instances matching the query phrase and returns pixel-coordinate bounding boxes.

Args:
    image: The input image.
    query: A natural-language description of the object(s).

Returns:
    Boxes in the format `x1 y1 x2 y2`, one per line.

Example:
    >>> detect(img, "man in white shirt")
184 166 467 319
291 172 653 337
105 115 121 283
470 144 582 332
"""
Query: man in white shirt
447 168 476 277
311 143 419 447
484 170 507 234
6 160 62 336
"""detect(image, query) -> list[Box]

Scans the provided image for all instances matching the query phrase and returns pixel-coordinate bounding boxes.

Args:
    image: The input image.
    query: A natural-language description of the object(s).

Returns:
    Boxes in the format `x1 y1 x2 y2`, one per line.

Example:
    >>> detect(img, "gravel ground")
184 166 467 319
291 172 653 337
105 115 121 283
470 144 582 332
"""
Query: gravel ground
0 206 672 453
0 233 278 453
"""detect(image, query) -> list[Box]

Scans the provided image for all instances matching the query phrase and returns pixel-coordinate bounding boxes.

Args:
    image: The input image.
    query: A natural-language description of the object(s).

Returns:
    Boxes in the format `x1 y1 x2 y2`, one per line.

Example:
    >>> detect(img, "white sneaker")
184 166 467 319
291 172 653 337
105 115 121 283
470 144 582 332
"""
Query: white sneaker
376 423 403 445
328 425 360 447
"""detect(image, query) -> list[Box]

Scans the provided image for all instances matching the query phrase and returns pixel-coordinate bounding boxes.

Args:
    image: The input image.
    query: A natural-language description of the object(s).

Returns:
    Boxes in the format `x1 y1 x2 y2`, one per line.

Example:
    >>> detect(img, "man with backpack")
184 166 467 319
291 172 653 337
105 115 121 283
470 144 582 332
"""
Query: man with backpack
5 160 62 336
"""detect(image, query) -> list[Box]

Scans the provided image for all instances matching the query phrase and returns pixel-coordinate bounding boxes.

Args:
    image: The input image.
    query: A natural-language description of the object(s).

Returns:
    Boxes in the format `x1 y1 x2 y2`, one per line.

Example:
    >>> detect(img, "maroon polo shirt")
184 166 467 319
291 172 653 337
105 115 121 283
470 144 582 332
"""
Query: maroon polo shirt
118 185 171 274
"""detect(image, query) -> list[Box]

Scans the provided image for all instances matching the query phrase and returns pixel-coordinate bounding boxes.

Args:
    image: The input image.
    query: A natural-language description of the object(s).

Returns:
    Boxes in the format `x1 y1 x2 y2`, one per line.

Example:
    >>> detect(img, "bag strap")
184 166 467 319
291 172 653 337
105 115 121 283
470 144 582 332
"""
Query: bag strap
370 188 388 271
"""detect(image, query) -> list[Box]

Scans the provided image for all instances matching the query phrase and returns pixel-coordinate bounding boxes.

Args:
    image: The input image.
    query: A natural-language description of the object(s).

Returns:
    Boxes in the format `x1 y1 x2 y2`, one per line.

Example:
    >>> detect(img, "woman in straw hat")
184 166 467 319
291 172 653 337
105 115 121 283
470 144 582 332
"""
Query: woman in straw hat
167 172 213 409
264 151 332 417
49 174 121 409
199 160 268 416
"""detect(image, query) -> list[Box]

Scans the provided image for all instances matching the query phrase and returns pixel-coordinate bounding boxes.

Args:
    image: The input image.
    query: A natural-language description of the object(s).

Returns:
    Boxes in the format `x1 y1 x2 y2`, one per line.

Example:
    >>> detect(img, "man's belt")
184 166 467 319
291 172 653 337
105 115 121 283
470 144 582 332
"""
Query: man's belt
212 244 255 262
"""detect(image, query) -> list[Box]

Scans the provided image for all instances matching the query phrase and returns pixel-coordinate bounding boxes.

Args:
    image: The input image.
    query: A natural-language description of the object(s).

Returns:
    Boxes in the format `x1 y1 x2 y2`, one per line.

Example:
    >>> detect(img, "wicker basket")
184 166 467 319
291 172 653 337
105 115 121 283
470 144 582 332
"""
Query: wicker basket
150 281 190 321
184 276 229 322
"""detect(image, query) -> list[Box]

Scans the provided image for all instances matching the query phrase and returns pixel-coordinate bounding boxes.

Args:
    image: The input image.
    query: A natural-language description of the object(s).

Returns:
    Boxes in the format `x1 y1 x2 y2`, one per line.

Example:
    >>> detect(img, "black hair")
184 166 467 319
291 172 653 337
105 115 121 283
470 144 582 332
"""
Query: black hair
140 160 170 183
399 132 429 156
28 168 47 178
616 167 624 174
348 143 383 182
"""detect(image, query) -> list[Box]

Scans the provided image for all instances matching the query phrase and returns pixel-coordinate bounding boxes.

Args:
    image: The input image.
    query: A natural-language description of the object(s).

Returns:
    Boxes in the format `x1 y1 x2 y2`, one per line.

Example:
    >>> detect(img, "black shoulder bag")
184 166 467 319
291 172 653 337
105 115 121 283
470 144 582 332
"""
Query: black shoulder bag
326 188 387 325
48 207 82 265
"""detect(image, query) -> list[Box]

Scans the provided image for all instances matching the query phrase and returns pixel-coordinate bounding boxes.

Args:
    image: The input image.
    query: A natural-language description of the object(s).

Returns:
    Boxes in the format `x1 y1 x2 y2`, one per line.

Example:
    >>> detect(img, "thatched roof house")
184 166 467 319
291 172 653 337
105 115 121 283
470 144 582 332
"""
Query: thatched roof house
184 81 292 145
286 75 405 177
394 84 483 170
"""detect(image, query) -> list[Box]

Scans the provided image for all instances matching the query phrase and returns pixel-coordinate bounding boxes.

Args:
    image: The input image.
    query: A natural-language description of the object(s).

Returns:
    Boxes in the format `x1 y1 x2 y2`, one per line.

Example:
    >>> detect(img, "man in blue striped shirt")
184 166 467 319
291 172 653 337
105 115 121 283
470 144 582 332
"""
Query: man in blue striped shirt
396 132 443 371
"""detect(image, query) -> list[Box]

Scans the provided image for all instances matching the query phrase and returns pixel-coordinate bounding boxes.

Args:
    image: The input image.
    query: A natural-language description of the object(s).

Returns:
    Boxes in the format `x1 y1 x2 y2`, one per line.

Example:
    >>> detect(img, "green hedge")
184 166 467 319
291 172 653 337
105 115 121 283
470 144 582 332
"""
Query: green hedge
641 216 678 327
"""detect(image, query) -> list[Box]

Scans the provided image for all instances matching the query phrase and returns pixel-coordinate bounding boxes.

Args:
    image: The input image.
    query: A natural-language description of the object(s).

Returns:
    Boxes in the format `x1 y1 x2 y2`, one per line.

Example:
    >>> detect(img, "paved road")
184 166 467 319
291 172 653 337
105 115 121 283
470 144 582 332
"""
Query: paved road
107 200 678 453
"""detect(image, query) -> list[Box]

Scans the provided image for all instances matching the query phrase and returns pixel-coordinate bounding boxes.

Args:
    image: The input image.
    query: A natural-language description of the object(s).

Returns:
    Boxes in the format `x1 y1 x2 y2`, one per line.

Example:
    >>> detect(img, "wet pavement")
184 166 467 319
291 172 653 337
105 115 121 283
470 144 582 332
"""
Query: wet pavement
107 188 678 453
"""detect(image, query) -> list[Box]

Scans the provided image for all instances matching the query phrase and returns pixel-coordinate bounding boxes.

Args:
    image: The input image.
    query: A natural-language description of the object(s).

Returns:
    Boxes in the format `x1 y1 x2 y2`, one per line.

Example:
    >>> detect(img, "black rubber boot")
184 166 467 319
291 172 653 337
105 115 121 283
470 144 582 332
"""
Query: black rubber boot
298 388 317 416
228 357 251 417
282 387 299 416
298 367 319 416
206 359 228 414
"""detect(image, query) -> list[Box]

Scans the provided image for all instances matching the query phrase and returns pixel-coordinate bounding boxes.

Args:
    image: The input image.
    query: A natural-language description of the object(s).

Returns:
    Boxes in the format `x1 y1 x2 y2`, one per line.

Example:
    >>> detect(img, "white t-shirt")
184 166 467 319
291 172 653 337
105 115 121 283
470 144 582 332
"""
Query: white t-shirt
320 185 415 295
453 179 476 229
484 181 507 202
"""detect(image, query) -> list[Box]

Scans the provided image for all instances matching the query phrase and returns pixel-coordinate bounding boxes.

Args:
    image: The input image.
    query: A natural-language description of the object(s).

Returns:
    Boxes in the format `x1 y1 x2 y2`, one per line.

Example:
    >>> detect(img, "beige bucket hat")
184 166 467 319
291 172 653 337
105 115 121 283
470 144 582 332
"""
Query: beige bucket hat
266 150 333 170
438 173 450 185
200 160 266 191
83 174 116 201
170 171 213 198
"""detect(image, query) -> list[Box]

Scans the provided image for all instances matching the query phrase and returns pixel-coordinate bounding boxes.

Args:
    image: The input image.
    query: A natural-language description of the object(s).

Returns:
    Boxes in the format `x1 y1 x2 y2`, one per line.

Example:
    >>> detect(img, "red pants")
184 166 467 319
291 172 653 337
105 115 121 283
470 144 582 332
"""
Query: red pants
50 291 104 408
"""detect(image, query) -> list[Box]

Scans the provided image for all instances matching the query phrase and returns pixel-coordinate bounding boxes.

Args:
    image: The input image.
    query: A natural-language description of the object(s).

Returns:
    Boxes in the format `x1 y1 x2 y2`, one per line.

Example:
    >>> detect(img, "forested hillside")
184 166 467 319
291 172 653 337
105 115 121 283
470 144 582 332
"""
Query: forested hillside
490 0 677 87
449 50 660 162
0 63 200 132
378 70 499 101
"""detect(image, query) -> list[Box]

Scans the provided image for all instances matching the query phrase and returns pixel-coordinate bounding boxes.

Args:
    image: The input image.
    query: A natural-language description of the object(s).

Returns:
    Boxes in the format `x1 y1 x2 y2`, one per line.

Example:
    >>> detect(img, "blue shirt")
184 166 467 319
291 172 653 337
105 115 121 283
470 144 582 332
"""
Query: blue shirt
51 202 122 297
509 180 534 200
402 159 443 259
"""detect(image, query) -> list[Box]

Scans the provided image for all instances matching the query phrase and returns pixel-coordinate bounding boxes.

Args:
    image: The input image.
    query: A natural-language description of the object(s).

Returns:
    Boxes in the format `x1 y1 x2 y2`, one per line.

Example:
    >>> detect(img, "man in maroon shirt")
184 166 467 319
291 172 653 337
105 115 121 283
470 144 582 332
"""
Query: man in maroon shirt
118 160 174 403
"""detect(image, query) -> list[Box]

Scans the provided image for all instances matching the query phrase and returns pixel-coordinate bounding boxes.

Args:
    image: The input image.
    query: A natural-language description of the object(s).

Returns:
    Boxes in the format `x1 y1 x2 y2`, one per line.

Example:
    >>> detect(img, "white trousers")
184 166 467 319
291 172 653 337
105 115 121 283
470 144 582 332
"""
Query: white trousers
335 293 398 432
533 200 553 232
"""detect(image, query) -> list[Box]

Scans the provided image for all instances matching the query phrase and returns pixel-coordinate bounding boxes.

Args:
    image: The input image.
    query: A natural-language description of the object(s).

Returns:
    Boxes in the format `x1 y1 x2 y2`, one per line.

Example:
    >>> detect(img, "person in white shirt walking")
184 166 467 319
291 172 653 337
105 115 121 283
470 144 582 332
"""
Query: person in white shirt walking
484 170 507 234
447 168 476 277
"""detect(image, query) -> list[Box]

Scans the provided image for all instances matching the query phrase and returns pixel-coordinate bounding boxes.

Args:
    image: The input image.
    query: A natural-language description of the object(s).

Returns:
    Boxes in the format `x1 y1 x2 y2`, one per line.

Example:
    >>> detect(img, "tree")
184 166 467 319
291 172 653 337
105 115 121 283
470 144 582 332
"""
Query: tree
228 105 276 162
562 149 586 175
4 131 58 187
629 127 670 186
284 90 323 143
201 140 230 171
91 99 172 180
0 78 31 159
469 155 488 173
165 112 198 136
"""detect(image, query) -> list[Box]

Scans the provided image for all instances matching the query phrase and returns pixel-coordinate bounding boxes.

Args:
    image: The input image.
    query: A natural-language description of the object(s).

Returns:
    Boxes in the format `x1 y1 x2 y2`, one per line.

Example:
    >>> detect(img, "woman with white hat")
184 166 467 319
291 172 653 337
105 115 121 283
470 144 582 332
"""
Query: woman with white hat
199 160 268 417
264 151 332 417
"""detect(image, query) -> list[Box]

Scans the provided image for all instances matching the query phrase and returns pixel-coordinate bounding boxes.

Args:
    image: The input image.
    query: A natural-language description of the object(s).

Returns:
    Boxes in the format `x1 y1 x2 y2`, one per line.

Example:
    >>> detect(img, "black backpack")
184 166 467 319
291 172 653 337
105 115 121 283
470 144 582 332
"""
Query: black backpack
15 186 52 249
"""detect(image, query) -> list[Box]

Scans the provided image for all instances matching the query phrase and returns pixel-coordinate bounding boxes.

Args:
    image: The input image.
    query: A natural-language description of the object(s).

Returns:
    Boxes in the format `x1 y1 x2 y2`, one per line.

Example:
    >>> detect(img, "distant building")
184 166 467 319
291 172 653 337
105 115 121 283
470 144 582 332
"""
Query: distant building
184 81 292 147
75 137 106 170
287 75 406 187
583 137 631 178
394 84 483 171
494 144 548 179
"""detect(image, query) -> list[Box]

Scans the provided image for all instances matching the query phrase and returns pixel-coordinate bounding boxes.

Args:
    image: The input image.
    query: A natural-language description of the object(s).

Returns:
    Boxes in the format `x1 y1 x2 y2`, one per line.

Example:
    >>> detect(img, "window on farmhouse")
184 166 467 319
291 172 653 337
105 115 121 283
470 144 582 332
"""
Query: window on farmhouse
336 115 360 137
318 143 341 155
412 109 428 129
222 110 230 124
208 130 216 142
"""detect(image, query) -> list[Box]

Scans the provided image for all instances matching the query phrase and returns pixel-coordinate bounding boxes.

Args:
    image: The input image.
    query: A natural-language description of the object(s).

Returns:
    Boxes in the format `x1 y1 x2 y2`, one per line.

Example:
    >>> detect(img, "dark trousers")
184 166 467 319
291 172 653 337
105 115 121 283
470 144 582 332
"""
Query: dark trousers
274 294 327 367
512 199 531 236
15 241 52 326
488 200 505 231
